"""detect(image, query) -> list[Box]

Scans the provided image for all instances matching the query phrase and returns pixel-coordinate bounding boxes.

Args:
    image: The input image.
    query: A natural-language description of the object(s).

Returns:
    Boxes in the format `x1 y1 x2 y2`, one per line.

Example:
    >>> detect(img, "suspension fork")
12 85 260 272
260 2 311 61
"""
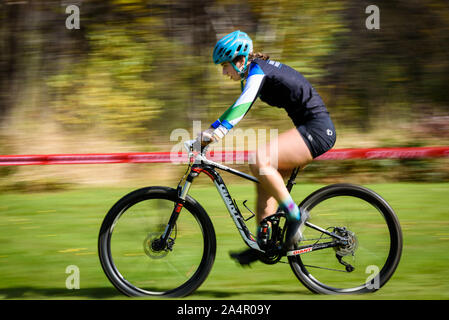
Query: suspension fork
159 168 197 245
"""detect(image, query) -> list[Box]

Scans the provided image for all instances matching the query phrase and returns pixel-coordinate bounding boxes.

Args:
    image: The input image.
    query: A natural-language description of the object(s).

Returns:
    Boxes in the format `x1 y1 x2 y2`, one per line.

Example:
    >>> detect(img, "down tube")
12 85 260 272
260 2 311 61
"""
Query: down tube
213 180 261 251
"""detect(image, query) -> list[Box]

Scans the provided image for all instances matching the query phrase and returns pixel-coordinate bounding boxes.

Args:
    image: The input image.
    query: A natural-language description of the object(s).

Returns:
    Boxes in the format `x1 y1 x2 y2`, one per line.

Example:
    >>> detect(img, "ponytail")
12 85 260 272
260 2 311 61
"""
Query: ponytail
232 52 270 65
248 52 270 61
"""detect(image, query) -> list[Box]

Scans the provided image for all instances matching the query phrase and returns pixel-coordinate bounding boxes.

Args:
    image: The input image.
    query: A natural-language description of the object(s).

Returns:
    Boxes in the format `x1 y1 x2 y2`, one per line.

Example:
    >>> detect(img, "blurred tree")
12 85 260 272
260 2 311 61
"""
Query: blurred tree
48 23 164 141
1 0 448 146
47 1 169 142
324 0 449 130
0 2 24 122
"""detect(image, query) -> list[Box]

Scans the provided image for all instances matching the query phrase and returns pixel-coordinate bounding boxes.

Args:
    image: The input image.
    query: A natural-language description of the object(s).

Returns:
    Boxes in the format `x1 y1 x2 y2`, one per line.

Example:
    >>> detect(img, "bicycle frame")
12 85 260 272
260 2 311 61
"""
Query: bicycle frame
99 144 402 296
159 144 348 258
176 155 263 251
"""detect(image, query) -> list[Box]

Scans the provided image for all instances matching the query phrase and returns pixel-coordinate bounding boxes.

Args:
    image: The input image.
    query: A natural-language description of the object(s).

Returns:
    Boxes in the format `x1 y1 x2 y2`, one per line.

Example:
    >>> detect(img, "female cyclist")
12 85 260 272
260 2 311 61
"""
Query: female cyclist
198 30 336 266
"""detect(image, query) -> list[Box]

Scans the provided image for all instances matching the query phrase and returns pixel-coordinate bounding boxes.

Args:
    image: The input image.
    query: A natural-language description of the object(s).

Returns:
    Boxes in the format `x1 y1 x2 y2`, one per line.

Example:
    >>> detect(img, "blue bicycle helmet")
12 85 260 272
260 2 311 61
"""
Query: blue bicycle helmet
213 30 253 78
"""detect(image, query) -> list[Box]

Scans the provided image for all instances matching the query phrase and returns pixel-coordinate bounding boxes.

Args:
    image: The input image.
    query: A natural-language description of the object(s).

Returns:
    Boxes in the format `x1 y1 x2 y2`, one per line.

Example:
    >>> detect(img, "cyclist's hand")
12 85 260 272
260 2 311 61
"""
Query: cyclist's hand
198 128 217 147
184 139 199 154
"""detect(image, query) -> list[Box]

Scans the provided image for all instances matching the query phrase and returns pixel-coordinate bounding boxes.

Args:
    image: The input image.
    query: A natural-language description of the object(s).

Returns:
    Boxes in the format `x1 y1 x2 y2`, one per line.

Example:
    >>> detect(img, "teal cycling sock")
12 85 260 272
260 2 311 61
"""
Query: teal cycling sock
280 196 300 222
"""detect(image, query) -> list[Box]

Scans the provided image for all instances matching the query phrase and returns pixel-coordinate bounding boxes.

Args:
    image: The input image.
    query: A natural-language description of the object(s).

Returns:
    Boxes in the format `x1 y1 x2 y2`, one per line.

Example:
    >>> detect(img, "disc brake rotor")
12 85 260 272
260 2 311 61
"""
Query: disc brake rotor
333 227 358 257
143 224 177 259
143 233 168 259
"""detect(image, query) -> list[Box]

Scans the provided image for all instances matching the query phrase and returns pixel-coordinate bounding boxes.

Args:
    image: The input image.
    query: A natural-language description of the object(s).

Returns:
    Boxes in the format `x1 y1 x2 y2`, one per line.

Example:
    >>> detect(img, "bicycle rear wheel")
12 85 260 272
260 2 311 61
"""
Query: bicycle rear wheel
98 186 216 297
289 184 402 294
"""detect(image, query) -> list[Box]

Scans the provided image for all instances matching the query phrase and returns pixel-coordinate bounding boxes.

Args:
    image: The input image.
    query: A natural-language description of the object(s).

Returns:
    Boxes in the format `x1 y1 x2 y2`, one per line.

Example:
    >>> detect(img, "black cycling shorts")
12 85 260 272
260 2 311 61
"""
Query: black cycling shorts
297 113 336 158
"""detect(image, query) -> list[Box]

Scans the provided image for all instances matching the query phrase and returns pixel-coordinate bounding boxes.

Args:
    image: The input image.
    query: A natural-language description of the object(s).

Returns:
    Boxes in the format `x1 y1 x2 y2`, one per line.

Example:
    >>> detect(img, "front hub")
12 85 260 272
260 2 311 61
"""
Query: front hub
143 233 169 259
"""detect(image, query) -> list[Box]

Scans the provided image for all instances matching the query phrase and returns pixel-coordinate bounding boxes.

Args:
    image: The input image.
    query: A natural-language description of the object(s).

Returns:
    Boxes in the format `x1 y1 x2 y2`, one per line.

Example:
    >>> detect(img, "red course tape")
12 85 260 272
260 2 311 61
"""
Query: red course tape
0 147 448 166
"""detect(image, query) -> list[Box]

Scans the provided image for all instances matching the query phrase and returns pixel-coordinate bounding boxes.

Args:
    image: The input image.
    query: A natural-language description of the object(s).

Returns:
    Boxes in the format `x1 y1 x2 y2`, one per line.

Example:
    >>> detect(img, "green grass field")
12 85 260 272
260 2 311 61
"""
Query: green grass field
0 182 448 300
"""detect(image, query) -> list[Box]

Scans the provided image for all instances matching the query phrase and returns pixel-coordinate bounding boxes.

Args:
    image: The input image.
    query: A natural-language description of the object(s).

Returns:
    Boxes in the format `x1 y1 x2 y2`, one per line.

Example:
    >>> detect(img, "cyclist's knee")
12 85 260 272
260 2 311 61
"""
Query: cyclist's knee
250 152 276 177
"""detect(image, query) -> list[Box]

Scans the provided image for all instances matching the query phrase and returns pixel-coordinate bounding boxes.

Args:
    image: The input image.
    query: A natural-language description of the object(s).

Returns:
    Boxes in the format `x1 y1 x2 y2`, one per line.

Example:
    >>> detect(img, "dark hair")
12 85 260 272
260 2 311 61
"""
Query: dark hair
232 52 270 64
248 52 270 61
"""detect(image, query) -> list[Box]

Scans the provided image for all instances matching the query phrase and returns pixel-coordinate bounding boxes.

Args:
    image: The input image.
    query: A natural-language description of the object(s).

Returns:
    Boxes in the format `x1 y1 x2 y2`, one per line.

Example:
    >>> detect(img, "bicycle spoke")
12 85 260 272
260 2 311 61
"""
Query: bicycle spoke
302 264 348 273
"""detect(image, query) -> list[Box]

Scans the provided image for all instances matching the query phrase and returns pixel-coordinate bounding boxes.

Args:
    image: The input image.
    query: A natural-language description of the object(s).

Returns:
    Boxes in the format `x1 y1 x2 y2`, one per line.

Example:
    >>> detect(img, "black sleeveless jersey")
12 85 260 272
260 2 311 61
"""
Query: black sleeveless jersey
252 58 328 125
210 58 329 137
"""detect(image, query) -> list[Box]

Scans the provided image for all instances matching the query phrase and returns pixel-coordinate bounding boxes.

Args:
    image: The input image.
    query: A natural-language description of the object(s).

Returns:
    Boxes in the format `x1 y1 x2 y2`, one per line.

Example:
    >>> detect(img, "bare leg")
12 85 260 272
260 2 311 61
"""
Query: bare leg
250 128 313 223
254 169 290 224
230 128 314 265
254 183 277 224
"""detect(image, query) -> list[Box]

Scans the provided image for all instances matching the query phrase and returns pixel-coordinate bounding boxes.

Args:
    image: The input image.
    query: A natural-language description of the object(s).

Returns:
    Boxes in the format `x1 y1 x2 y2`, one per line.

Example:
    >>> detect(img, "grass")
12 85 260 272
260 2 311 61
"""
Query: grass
0 182 448 300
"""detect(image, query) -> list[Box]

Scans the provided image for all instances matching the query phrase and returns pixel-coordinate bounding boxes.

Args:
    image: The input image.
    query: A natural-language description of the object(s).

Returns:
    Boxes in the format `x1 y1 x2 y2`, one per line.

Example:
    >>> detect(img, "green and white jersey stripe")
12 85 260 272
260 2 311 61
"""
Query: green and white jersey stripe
211 69 265 139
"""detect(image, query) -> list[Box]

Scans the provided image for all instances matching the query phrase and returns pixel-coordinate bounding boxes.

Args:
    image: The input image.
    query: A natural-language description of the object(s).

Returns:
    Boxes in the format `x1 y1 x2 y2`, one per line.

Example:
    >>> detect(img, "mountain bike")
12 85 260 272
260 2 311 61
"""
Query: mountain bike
98 140 403 297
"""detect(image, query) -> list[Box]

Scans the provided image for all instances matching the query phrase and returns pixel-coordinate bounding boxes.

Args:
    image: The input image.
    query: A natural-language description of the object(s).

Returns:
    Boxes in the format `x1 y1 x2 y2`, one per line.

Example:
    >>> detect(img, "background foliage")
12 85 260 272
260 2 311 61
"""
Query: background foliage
0 1 448 300
0 0 448 184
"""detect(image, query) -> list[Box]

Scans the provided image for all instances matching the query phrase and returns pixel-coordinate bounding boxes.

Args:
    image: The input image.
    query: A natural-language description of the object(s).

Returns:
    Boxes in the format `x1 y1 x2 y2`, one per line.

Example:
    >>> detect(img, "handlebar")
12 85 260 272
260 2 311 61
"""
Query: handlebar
184 139 210 162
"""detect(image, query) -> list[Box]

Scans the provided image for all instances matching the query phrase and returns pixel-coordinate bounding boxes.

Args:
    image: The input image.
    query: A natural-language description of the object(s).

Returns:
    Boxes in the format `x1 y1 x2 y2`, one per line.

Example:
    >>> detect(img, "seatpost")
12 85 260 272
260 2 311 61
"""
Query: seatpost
286 167 300 192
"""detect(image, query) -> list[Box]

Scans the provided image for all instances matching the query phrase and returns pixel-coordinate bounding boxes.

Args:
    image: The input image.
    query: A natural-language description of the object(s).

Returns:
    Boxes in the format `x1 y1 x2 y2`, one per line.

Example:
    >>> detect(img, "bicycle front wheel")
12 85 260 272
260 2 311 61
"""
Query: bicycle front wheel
98 186 216 297
289 184 402 294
